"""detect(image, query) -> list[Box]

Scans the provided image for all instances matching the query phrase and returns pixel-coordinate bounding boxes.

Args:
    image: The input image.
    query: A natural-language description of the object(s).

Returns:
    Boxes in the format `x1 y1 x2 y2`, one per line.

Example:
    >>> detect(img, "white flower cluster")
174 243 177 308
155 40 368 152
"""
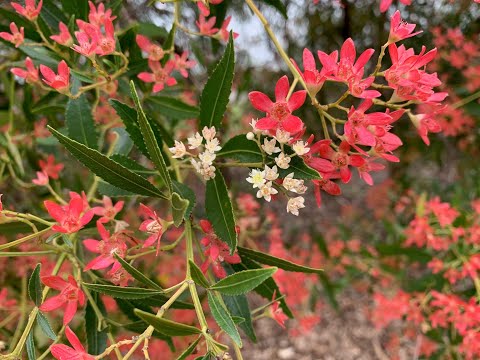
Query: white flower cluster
245 120 310 216
168 126 221 181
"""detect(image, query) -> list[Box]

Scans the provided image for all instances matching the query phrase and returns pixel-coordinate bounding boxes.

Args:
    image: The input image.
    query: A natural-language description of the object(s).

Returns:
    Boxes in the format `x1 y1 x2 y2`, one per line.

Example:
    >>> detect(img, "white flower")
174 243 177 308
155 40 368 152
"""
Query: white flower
264 165 279 181
286 196 305 216
246 169 266 189
191 158 202 172
199 151 216 165
261 138 281 155
201 164 216 180
188 132 203 149
256 182 278 202
169 141 186 158
282 173 307 194
292 141 310 156
249 118 259 132
275 152 291 169
202 126 216 141
205 138 222 153
246 132 255 140
274 129 292 144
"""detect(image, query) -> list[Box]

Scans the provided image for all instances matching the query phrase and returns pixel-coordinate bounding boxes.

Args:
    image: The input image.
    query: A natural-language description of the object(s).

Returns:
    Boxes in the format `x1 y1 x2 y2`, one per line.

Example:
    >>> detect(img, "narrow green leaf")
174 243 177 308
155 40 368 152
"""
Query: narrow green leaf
85 293 107 355
172 192 189 227
114 254 163 291
199 33 235 129
238 247 323 274
83 283 164 299
172 181 196 219
65 94 98 148
48 126 168 199
28 263 42 306
134 309 202 336
26 331 35 360
210 268 277 296
217 135 263 163
175 336 201 360
207 292 242 347
189 261 210 288
205 171 237 254
37 312 56 340
147 96 199 120
130 81 173 196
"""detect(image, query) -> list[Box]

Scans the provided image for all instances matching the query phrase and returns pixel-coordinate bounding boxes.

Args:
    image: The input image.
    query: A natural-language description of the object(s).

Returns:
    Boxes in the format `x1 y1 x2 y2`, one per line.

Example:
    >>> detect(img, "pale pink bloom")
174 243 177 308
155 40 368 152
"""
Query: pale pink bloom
50 22 73 46
11 0 43 21
0 22 24 48
88 1 116 27
136 35 165 61
32 171 49 186
11 57 39 84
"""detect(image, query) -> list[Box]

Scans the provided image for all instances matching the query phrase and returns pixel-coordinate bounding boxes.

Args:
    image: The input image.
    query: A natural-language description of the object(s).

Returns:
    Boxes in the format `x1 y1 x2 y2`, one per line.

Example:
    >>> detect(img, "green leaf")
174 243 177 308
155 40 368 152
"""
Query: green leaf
60 0 88 20
175 336 201 360
172 192 189 227
276 155 320 180
318 273 339 311
189 261 210 288
83 283 164 299
65 94 98 148
147 96 199 120
205 171 237 254
130 81 173 196
37 312 56 340
41 0 69 29
134 309 202 336
217 135 263 163
199 33 235 129
85 293 107 355
114 254 163 291
238 247 323 274
210 268 277 296
172 181 196 219
111 127 134 155
26 331 35 360
48 126 168 199
207 292 242 347
28 264 42 306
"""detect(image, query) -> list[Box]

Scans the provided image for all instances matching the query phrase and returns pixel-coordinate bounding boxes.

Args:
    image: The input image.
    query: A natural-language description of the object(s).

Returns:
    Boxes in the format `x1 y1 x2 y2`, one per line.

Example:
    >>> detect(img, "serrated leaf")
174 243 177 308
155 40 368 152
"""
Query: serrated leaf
83 283 164 299
37 312 56 340
26 331 35 360
172 181 196 219
210 268 277 295
85 292 107 355
147 96 199 120
172 192 189 227
114 254 163 291
48 126 168 199
130 81 173 196
205 171 237 254
189 261 210 288
207 292 242 347
28 263 42 306
175 336 201 360
199 33 235 129
238 247 323 274
65 94 98 148
134 309 202 336
217 135 263 163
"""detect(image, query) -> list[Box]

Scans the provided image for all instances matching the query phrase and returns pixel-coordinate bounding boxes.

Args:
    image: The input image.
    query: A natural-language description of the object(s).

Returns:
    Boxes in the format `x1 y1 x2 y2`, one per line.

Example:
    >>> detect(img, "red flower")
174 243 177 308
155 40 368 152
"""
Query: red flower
39 154 64 179
72 21 99 58
138 60 177 93
312 172 341 207
136 34 165 61
39 275 85 325
380 0 411 13
356 159 385 186
11 57 39 84
410 112 442 146
248 75 307 134
0 22 24 48
40 60 70 93
174 51 196 78
196 15 219 36
91 195 124 223
388 10 422 44
88 0 116 27
95 19 116 56
269 291 288 328
317 140 365 183
139 203 165 255
83 221 127 272
50 22 73 46
11 0 43 21
292 48 332 95
51 326 94 360
44 194 94 234
219 16 239 42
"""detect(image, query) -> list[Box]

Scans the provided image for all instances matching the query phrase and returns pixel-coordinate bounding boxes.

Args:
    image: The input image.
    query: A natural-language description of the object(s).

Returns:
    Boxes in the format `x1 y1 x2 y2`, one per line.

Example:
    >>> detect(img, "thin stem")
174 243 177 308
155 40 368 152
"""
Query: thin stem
0 226 52 251
452 90 480 109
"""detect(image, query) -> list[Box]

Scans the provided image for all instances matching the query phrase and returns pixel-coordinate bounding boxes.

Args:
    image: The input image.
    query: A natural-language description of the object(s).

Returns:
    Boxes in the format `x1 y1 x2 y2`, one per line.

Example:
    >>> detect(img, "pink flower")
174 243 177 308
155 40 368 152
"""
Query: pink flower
95 19 116 56
269 291 288 328
292 48 331 95
50 22 73 46
348 76 380 99
138 60 177 93
139 203 165 255
136 34 165 61
311 173 341 207
0 22 24 48
356 159 385 186
196 15 219 36
32 171 49 186
174 51 196 78
72 21 99 58
51 326 94 360
44 195 94 234
388 11 422 44
40 60 70 92
248 75 307 134
219 16 239 42
380 0 411 13
91 196 124 223
410 112 442 146
11 0 43 21
39 154 64 179
11 57 39 84
39 275 85 325
83 221 127 271
88 1 116 27
318 140 365 183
